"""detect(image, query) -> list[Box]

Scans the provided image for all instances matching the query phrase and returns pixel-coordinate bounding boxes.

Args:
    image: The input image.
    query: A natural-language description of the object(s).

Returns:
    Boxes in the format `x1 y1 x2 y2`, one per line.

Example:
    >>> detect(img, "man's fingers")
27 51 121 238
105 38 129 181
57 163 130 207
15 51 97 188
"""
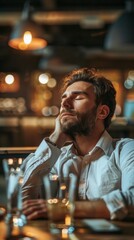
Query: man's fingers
22 199 47 220
26 209 48 220
23 199 45 208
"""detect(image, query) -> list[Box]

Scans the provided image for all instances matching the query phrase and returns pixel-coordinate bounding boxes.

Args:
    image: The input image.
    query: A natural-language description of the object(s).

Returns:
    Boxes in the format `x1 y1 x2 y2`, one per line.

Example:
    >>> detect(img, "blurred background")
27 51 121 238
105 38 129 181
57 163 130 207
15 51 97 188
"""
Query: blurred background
0 0 134 148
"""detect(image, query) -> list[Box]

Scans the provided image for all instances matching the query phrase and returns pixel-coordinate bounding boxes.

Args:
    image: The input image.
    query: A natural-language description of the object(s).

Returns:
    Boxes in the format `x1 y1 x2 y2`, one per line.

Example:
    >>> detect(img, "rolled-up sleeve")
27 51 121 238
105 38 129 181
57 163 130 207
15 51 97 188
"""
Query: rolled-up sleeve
102 139 134 220
22 139 61 200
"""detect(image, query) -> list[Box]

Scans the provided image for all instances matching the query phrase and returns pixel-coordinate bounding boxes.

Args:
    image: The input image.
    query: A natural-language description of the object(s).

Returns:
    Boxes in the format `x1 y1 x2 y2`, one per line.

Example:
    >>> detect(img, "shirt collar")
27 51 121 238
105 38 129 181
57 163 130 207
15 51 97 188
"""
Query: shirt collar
61 141 81 155
61 142 74 151
61 130 114 156
95 130 113 155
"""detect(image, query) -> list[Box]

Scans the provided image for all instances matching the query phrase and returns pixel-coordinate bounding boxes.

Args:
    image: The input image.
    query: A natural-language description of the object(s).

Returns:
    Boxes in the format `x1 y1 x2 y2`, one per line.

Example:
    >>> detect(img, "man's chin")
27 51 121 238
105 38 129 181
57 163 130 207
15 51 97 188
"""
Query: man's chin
61 120 77 132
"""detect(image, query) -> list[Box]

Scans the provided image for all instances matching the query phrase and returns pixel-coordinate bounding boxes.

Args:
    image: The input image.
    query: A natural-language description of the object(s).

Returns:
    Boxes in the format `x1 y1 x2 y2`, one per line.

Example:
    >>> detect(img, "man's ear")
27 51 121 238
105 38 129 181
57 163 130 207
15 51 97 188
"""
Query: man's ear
97 105 110 120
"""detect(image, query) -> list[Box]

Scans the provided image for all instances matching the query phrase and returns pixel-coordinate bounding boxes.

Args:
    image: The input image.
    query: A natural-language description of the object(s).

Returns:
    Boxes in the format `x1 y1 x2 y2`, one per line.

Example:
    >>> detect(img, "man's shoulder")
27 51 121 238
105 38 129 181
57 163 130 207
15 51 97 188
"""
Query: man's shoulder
113 137 134 151
114 137 134 144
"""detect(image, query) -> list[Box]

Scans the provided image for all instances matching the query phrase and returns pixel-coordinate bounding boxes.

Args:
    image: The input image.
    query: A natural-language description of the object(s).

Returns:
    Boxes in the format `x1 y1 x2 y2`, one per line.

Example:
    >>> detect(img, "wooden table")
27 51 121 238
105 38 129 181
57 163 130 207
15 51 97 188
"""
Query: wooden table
0 147 36 160
0 219 134 240
0 147 36 174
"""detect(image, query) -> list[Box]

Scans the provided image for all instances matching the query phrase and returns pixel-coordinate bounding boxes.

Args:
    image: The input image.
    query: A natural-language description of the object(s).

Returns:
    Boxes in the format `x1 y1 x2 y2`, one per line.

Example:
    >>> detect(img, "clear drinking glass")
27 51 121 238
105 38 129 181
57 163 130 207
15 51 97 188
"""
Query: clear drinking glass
2 157 27 239
43 173 77 235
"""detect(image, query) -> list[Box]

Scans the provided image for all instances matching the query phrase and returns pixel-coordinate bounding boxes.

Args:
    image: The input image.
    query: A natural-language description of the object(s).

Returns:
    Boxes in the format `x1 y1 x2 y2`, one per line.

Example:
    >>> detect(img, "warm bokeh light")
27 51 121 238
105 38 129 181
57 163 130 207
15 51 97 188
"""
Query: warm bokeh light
51 106 59 116
128 70 134 80
65 215 71 226
0 72 20 92
62 228 68 239
42 106 51 116
47 78 57 88
41 106 59 116
5 74 14 85
8 158 14 165
18 158 23 165
50 174 58 180
39 73 49 84
0 97 26 114
60 184 66 190
23 31 32 44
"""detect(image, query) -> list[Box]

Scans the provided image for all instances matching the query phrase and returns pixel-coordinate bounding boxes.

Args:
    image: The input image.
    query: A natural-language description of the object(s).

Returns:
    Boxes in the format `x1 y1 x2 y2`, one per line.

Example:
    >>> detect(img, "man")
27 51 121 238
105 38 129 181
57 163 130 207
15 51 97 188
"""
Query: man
22 68 134 220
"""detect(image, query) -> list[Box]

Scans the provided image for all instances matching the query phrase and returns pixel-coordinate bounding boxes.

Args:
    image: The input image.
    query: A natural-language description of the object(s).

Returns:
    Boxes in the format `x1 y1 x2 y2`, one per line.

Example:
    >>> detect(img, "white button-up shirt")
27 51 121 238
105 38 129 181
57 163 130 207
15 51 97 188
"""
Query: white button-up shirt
22 130 134 220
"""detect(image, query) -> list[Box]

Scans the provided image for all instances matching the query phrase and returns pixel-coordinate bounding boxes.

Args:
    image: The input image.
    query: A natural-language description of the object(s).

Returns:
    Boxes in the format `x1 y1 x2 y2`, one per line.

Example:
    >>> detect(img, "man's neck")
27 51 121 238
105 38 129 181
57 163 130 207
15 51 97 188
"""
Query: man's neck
74 129 105 156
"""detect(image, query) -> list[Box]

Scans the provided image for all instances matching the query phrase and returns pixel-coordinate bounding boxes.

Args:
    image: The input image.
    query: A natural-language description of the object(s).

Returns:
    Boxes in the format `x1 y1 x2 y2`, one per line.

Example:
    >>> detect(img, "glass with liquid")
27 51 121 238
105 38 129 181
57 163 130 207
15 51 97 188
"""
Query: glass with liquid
43 174 77 234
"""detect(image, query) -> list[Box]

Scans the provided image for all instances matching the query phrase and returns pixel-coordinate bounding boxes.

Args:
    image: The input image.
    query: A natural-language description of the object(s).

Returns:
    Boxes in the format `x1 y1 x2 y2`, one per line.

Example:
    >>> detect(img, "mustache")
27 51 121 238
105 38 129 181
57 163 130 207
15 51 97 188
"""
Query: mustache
60 109 76 115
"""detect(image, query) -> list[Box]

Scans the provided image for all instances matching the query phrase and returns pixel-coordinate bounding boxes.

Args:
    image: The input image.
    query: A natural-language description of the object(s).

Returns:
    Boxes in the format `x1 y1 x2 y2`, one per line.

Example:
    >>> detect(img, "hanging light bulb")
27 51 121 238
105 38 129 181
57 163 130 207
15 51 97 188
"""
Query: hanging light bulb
23 31 32 44
8 0 47 51
17 31 33 50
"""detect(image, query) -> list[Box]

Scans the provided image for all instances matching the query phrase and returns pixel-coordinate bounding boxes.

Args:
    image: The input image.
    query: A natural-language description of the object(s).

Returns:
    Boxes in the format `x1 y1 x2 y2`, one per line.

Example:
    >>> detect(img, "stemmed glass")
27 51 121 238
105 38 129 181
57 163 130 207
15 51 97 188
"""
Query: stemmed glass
3 157 27 239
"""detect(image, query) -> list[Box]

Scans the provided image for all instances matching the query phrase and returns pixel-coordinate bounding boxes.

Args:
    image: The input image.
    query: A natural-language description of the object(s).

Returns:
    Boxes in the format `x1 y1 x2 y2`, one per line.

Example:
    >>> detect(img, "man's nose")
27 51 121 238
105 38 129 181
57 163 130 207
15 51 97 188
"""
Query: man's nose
61 97 72 109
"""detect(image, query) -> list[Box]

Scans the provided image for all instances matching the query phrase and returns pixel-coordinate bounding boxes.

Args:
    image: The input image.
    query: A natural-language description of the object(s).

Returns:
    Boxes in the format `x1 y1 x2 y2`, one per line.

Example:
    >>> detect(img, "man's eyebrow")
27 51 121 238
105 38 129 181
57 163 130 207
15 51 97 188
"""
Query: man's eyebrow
72 91 88 95
62 91 88 98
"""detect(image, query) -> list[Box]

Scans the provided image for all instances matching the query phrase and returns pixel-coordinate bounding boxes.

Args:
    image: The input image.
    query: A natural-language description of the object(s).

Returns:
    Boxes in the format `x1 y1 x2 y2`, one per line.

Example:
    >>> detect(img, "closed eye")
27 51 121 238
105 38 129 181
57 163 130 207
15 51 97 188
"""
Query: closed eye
61 91 88 100
75 96 85 100
75 92 88 100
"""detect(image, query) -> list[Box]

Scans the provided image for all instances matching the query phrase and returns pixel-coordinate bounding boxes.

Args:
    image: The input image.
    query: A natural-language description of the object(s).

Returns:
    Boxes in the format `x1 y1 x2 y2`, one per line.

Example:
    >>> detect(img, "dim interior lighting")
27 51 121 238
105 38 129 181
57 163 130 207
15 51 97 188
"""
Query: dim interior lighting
104 0 134 52
8 0 47 51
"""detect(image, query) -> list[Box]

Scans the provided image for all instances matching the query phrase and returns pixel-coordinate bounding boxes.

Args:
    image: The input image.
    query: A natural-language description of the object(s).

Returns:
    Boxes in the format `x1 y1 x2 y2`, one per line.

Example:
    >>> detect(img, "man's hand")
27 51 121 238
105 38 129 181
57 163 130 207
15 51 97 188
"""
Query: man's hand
22 198 111 220
49 116 73 148
74 200 110 219
23 199 48 220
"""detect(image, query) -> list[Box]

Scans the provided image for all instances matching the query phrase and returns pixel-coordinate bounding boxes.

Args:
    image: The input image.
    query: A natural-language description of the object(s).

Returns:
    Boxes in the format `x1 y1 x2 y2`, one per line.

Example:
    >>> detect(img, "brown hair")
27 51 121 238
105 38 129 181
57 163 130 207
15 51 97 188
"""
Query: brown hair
61 67 116 129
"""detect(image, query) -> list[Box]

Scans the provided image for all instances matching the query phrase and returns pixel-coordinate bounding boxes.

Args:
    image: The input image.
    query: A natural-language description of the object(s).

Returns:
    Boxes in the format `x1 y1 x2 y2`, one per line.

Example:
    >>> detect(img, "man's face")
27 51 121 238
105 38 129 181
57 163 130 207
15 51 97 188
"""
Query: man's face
59 81 98 136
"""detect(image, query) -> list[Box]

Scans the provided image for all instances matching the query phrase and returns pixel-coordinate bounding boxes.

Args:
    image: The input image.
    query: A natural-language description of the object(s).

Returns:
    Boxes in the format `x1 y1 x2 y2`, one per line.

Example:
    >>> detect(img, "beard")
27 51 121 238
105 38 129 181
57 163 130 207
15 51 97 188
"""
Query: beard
60 106 97 138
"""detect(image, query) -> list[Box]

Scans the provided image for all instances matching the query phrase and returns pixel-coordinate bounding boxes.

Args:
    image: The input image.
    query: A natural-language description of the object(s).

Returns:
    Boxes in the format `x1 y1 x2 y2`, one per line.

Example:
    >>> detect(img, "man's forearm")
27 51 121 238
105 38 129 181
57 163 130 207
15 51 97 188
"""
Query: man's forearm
74 199 110 219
